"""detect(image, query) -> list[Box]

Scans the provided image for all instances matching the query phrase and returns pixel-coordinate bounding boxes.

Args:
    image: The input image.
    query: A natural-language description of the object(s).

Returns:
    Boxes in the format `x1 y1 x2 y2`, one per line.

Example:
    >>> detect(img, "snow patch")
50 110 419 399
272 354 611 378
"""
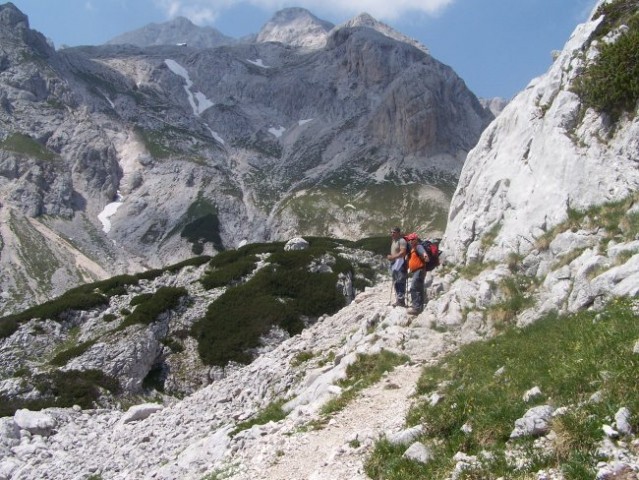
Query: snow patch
164 59 214 116
206 125 225 145
298 119 313 126
269 126 286 138
247 58 270 68
98 192 124 234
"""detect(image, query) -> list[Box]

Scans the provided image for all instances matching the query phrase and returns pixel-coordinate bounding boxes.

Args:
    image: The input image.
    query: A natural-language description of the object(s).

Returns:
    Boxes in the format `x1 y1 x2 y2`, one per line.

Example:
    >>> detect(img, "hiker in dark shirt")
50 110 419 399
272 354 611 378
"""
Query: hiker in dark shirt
387 227 407 307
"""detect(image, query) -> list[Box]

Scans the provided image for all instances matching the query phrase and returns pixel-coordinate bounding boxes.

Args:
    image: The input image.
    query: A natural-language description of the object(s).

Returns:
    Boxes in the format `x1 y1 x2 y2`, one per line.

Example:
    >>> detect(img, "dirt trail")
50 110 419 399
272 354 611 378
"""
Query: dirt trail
253 363 422 480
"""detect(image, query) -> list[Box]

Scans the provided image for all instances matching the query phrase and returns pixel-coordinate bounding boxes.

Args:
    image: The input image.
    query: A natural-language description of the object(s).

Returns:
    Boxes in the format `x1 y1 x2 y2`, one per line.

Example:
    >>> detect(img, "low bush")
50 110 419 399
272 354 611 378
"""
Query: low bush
118 287 187 330
50 339 97 367
193 239 355 366
0 369 120 417
573 0 639 121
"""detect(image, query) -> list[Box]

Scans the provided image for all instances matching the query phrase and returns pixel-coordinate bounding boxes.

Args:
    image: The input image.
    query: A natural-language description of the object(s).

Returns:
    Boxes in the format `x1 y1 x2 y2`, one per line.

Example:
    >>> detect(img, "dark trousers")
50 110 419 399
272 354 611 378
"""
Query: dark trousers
409 268 426 311
392 268 407 302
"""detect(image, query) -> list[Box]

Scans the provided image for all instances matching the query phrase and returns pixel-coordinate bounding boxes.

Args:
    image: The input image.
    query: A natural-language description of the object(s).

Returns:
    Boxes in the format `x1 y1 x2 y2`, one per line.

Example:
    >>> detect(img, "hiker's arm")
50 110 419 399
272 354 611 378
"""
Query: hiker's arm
387 246 405 260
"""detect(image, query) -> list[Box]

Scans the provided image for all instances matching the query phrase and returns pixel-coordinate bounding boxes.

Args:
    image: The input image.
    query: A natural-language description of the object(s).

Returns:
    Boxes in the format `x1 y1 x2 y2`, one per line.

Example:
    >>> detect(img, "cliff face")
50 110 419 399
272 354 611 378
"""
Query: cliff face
444 7 639 265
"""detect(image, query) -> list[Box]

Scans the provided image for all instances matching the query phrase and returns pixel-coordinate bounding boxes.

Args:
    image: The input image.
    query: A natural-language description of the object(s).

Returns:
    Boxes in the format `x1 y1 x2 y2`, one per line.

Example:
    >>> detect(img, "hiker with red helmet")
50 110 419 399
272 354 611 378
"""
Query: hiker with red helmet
387 226 407 307
405 232 429 315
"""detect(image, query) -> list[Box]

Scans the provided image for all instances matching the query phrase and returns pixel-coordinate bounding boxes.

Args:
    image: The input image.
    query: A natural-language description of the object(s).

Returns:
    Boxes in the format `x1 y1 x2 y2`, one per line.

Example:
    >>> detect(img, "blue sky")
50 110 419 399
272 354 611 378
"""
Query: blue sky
8 0 599 99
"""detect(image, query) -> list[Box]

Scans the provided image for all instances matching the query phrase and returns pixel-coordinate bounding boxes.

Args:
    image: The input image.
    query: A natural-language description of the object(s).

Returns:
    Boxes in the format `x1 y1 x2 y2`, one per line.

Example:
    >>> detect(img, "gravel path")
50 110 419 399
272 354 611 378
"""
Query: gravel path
240 362 423 480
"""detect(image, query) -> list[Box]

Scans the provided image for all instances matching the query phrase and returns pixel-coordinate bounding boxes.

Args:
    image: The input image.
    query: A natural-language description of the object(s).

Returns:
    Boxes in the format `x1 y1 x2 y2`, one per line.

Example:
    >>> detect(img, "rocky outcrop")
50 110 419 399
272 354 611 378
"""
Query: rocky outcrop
444 9 639 265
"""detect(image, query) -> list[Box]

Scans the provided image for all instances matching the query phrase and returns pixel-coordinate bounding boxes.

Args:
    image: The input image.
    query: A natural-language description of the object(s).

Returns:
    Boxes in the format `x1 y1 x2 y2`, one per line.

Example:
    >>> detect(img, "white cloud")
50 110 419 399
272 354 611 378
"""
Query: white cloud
153 0 453 24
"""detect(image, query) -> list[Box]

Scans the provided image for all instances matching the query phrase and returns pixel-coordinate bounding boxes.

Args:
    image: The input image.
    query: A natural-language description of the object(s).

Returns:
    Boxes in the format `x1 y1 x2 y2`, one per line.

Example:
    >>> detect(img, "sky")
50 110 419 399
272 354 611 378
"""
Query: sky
7 0 599 100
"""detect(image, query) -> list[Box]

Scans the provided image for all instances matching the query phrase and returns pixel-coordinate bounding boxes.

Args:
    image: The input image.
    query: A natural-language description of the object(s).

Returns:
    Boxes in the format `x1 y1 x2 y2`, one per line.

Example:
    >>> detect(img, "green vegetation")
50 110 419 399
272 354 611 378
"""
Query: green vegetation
192 238 383 366
320 350 409 417
486 274 537 329
573 0 639 120
0 255 210 339
0 133 57 161
365 297 639 479
50 339 97 367
0 370 120 417
117 286 188 330
536 192 639 253
232 399 287 435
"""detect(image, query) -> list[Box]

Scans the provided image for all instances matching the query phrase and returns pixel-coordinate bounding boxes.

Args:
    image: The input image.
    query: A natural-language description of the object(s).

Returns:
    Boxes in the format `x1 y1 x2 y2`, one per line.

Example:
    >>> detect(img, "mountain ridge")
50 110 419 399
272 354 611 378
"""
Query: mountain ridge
0 2 492 315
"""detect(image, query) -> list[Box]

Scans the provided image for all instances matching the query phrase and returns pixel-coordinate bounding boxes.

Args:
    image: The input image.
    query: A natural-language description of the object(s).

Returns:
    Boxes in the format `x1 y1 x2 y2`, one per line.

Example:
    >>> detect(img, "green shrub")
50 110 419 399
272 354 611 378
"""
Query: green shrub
50 339 97 366
130 293 153 306
118 287 187 330
0 291 109 339
0 369 121 417
193 239 353 366
573 0 639 120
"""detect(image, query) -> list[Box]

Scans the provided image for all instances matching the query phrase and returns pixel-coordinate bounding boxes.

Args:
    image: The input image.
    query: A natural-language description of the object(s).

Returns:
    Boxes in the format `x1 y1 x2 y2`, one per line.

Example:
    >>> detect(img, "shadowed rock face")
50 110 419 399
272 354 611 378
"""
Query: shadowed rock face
0 4 492 314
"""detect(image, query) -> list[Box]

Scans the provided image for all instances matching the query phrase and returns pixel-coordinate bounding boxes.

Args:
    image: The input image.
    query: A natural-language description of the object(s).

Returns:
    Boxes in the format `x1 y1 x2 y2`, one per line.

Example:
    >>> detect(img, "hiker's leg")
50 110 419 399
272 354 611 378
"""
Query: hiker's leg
394 270 406 305
413 270 425 311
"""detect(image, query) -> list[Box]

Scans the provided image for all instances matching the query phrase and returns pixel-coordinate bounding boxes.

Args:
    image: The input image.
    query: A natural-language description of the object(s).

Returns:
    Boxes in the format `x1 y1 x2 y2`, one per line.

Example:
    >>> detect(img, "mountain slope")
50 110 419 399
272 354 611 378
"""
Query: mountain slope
0 3 492 315
106 16 235 48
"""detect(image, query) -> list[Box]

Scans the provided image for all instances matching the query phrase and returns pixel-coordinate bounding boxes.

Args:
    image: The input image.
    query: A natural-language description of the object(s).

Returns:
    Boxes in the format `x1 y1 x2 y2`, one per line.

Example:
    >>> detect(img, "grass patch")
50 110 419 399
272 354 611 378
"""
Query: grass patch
0 133 57 161
366 296 639 479
486 274 537 328
232 399 287 435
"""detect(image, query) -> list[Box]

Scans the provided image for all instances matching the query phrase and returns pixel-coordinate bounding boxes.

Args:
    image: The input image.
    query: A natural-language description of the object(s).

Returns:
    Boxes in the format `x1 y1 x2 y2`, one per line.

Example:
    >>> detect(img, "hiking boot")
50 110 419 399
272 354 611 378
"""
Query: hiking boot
392 300 406 307
407 307 421 315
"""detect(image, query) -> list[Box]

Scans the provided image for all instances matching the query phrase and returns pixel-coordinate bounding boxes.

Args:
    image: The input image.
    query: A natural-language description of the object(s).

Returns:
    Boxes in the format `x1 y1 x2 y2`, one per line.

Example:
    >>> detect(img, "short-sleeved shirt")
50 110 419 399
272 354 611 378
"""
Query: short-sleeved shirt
390 237 407 257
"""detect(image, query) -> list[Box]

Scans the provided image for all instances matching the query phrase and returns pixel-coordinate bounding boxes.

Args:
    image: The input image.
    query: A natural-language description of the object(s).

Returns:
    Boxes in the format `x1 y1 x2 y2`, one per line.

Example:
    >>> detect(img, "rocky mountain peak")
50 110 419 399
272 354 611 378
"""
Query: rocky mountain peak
336 12 430 54
106 15 234 48
0 2 27 29
0 2 52 55
256 7 334 48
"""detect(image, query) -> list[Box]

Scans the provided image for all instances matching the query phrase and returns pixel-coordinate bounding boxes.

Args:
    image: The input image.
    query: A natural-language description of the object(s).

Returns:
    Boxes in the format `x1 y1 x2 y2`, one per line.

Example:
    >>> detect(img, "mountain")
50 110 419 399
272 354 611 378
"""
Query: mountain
106 16 235 48
1 0 639 478
256 7 334 48
0 3 492 315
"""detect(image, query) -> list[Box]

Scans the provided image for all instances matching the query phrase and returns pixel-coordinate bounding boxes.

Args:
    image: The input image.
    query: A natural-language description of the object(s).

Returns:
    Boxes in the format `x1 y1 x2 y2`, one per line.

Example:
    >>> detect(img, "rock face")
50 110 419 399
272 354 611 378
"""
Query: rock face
106 16 235 49
0 3 492 314
444 9 639 265
256 7 334 48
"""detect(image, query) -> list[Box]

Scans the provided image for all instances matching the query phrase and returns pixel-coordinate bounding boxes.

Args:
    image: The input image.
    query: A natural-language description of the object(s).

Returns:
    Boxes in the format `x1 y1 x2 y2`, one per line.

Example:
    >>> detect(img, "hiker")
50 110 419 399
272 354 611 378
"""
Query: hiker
386 226 407 307
405 232 429 315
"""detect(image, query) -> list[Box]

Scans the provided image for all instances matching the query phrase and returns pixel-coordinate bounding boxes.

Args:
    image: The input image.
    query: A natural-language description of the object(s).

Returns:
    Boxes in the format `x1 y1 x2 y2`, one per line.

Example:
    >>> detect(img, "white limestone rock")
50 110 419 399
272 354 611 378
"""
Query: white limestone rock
13 410 56 436
120 403 164 424
510 405 555 438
